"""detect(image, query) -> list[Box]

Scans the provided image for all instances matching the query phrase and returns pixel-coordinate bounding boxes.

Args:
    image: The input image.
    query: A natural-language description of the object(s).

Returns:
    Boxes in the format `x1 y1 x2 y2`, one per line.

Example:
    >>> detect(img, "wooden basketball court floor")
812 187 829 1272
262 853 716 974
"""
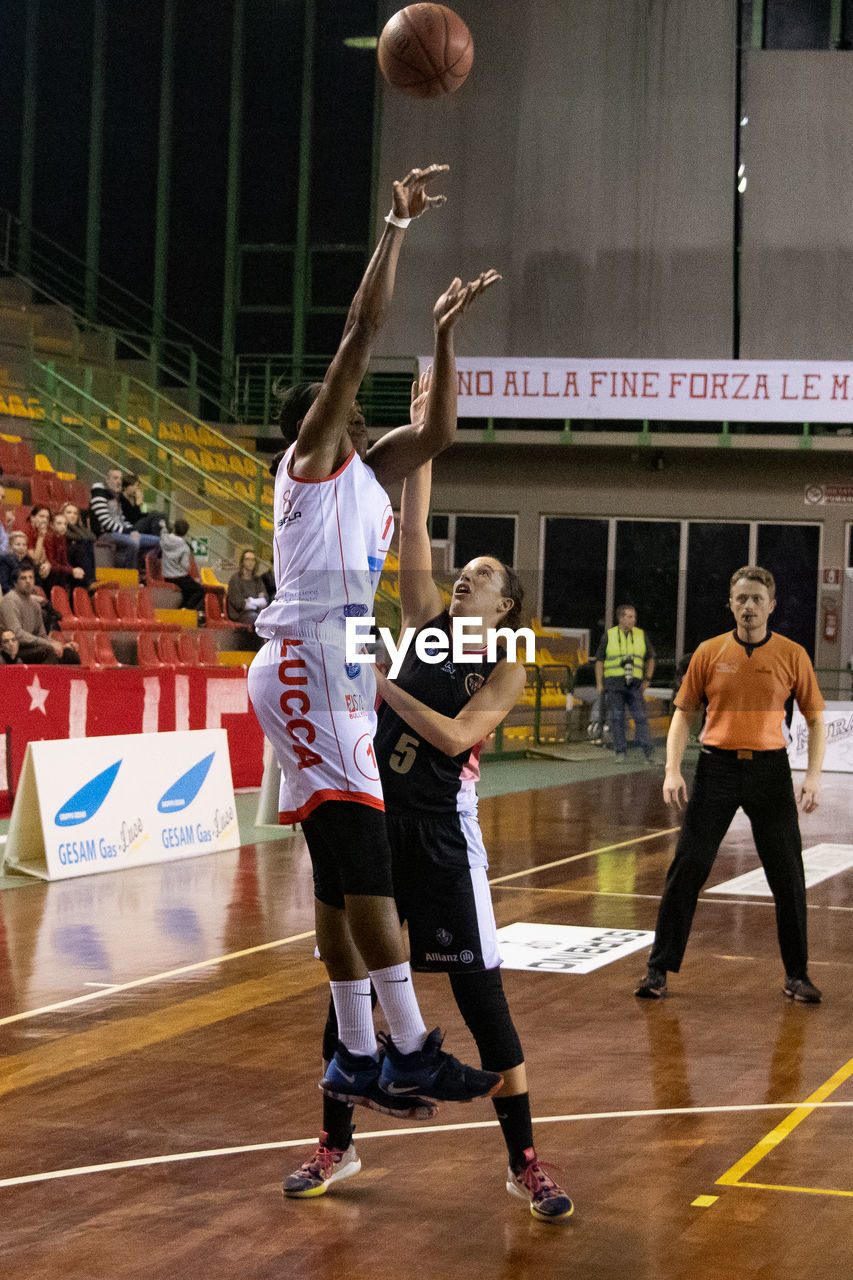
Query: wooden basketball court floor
0 758 851 1280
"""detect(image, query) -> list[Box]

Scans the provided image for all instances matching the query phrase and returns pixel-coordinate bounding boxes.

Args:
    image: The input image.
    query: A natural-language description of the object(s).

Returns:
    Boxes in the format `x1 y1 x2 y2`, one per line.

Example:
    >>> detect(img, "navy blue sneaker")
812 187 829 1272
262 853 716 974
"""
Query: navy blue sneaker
320 1043 437 1119
377 1027 503 1103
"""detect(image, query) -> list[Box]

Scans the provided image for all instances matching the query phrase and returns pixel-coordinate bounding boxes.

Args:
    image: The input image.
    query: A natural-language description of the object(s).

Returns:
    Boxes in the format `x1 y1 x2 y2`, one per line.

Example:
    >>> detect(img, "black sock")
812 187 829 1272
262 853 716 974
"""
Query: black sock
492 1092 534 1168
323 1095 356 1151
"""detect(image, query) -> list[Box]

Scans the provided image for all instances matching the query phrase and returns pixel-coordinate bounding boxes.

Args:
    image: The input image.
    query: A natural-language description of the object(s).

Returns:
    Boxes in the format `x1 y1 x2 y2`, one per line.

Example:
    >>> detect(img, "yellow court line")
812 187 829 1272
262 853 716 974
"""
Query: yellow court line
717 1054 853 1188
488 827 680 885
732 1180 853 1199
0 930 317 1028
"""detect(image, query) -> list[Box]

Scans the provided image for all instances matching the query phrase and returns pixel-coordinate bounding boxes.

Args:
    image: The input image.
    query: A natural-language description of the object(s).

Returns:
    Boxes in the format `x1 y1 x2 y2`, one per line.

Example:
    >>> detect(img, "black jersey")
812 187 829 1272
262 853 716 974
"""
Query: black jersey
375 610 503 815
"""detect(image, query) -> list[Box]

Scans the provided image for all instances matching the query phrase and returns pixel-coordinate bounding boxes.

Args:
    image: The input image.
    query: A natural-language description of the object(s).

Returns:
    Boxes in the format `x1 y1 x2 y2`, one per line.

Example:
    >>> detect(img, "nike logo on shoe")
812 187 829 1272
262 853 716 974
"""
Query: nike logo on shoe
381 1080 423 1095
336 1070 358 1084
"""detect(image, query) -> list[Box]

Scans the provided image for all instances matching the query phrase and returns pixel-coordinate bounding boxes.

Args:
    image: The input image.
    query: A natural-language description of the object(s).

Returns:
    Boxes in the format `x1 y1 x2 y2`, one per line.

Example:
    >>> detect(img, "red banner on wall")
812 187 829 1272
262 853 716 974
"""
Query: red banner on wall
0 667 264 816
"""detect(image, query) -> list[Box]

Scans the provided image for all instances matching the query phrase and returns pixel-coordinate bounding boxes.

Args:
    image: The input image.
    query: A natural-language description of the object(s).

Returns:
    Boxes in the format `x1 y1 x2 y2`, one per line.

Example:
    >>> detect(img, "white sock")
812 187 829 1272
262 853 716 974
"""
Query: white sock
330 979 378 1058
369 962 428 1055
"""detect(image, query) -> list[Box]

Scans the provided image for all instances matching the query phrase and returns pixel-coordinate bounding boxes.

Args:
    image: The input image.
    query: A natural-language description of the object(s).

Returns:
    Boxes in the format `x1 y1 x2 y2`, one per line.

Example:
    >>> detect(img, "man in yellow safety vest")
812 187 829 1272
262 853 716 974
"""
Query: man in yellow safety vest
594 604 656 763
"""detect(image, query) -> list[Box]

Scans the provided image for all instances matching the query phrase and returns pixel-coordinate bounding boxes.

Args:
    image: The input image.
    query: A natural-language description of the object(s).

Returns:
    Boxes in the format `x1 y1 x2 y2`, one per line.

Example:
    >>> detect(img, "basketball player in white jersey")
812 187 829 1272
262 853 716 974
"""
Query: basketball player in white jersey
248 164 502 1151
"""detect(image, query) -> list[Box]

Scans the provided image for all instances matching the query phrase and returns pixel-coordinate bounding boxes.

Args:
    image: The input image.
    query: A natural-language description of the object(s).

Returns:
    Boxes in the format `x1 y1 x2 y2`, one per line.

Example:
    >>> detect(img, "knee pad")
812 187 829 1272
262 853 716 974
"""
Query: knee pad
449 967 524 1072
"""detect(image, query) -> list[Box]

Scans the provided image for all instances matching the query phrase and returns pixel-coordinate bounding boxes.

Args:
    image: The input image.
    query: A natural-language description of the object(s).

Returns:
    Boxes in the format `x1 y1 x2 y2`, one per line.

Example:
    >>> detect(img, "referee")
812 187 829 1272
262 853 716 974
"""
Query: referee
635 566 826 1003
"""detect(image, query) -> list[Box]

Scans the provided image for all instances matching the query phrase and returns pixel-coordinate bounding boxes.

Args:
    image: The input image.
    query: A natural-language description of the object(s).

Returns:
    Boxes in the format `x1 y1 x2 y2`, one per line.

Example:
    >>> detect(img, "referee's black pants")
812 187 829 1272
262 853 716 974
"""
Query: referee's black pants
649 747 808 979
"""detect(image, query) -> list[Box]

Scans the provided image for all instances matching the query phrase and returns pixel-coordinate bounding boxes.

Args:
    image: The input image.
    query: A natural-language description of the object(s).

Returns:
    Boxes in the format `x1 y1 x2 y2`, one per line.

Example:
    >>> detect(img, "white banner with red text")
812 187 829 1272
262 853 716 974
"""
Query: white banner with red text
416 356 853 422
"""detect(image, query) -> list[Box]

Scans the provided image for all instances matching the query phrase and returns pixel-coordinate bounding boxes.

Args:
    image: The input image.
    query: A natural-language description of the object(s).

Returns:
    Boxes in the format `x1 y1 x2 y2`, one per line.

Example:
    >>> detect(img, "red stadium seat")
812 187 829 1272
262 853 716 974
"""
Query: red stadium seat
144 550 165 586
204 589 244 631
29 473 53 508
72 586 102 630
177 631 199 666
156 632 181 668
75 630 98 668
137 586 180 633
50 585 76 629
197 631 220 667
93 587 125 630
68 480 90 512
137 631 165 668
92 632 120 668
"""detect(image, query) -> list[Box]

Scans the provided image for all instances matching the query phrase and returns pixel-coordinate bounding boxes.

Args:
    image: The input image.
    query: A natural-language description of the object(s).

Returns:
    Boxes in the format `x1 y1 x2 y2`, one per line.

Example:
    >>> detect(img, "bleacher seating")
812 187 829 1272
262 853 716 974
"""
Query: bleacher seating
71 586 102 630
137 631 166 668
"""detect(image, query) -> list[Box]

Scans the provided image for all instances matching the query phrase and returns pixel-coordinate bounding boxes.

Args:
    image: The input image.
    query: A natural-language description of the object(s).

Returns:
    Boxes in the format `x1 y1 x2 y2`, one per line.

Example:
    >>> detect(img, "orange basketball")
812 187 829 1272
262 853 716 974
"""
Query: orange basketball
377 4 474 99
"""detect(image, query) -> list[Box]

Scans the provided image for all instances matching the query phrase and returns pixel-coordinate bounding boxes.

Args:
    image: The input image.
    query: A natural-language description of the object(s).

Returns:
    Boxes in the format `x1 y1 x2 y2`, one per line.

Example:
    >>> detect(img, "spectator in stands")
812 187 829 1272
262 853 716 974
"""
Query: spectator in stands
0 531 32 594
120 473 168 537
0 482 10 555
89 466 161 569
226 549 270 627
0 566 80 664
1 628 24 664
44 510 87 598
61 501 97 589
25 505 53 584
160 517 205 615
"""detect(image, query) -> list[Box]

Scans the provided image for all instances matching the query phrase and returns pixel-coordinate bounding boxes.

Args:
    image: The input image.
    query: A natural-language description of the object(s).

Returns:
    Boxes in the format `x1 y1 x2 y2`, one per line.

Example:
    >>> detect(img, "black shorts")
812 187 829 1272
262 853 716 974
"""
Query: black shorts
386 810 501 973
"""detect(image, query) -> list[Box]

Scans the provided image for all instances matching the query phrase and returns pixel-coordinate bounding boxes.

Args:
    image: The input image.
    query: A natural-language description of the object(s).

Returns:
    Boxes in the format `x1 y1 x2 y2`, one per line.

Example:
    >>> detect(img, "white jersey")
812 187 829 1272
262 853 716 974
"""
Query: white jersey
255 443 394 641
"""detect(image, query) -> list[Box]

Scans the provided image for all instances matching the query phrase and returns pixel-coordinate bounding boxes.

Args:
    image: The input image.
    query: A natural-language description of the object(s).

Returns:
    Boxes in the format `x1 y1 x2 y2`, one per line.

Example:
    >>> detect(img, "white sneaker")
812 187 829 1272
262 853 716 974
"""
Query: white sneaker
283 1132 362 1198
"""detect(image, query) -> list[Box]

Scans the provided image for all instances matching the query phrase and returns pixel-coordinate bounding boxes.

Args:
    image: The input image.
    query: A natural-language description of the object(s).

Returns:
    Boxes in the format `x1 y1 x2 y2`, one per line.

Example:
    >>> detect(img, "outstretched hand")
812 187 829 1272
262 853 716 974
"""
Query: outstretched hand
392 164 449 220
410 366 433 429
434 270 502 331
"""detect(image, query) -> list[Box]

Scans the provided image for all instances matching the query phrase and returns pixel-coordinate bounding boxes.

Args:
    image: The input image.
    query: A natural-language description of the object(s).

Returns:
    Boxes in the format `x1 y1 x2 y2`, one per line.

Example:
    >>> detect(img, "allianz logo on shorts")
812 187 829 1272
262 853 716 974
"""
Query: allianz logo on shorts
425 949 475 964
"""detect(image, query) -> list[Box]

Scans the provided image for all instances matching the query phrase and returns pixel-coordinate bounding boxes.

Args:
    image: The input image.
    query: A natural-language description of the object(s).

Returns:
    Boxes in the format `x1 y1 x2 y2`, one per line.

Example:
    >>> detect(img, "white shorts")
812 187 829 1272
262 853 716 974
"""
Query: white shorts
248 633 384 824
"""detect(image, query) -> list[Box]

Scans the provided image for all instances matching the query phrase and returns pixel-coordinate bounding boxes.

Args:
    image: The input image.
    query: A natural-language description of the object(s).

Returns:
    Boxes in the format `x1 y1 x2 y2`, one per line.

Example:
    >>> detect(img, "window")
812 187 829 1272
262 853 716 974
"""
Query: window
684 523 750 655
541 517 608 634
614 521 681 659
756 523 820 657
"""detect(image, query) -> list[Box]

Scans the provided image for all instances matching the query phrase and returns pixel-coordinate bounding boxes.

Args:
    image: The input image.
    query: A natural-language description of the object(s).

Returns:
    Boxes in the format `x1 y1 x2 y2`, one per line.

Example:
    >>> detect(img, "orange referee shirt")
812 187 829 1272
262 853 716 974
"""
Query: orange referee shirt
674 631 825 751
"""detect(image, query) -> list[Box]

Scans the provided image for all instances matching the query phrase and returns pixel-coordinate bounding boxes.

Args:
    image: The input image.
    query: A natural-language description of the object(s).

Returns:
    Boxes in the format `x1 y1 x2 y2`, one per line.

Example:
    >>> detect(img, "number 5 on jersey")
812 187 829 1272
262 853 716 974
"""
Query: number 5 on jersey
389 732 419 775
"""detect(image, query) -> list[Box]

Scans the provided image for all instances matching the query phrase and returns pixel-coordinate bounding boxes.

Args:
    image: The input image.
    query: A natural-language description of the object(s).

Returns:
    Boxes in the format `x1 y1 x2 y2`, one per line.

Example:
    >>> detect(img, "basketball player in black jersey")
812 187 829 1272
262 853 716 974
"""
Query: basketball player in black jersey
285 401 573 1220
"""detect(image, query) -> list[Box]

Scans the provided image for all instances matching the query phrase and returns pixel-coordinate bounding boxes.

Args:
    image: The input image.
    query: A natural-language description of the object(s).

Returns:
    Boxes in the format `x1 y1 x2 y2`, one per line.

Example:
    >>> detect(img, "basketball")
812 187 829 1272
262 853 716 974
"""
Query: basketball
377 4 474 99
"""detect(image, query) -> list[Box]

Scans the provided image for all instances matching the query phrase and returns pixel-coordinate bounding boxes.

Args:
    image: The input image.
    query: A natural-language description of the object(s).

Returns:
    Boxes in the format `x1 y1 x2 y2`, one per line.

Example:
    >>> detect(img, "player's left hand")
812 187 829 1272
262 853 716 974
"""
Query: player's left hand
797 774 821 813
392 164 449 219
433 269 502 331
410 366 432 429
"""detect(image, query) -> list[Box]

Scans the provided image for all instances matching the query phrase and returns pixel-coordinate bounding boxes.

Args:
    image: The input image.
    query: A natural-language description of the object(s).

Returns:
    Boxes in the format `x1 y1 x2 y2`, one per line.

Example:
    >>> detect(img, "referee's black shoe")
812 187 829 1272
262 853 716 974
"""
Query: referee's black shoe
783 974 822 1004
634 966 667 998
377 1028 503 1103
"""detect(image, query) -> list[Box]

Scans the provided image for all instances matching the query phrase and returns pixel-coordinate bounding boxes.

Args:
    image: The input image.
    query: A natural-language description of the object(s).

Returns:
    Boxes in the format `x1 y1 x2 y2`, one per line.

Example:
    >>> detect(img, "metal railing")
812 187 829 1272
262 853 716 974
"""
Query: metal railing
1 206 233 420
29 359 270 561
234 352 418 429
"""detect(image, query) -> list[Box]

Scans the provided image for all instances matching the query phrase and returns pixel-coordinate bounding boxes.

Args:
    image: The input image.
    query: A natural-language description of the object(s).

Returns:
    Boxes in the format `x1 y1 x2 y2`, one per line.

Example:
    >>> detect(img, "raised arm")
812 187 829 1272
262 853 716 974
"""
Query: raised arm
367 268 501 487
292 164 449 480
397 434 444 632
375 659 526 757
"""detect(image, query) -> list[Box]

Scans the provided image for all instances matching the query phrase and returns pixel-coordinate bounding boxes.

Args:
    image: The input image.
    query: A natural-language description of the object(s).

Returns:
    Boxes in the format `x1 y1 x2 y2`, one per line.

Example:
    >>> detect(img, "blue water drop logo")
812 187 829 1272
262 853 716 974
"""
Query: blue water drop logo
157 752 216 814
55 761 122 827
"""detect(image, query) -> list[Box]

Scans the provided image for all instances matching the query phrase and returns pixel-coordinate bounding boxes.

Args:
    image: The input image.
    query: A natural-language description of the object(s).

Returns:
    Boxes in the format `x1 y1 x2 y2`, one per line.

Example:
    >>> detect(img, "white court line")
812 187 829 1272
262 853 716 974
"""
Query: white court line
488 827 680 885
0 931 317 1028
2 1100 853 1189
0 831 678 1027
496 885 853 912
